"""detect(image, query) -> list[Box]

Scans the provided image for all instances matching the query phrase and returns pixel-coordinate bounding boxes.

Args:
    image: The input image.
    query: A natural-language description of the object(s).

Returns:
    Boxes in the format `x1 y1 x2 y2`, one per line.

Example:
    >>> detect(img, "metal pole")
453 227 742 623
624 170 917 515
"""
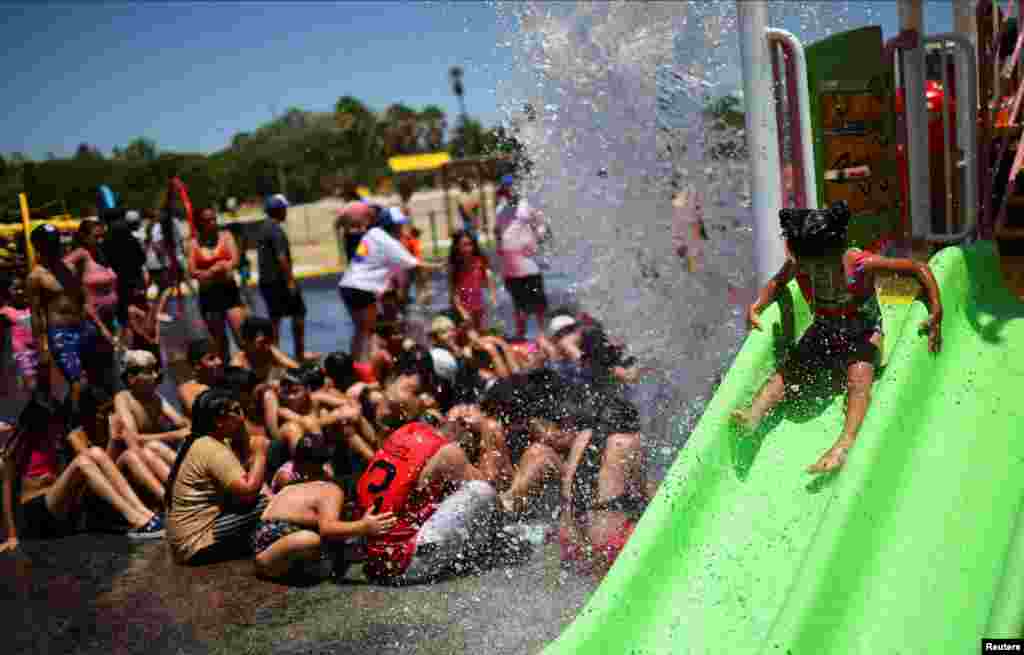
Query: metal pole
953 0 978 80
899 0 932 249
738 1 785 286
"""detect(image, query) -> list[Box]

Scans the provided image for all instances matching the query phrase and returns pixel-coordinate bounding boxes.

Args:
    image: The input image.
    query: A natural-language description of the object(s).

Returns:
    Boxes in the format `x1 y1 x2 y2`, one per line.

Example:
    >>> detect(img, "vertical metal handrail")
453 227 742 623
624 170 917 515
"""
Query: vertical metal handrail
921 33 978 242
900 33 933 243
766 28 819 210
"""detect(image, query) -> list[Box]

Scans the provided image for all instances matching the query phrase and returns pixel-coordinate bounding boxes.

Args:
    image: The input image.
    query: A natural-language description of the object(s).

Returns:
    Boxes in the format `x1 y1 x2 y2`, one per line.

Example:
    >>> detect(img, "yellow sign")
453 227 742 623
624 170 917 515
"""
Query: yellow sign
387 152 451 173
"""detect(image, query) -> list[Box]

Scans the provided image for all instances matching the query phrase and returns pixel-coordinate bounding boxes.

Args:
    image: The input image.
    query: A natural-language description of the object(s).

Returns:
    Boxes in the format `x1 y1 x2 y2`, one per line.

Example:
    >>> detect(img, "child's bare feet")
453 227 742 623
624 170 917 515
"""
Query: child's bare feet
806 444 850 473
730 408 760 432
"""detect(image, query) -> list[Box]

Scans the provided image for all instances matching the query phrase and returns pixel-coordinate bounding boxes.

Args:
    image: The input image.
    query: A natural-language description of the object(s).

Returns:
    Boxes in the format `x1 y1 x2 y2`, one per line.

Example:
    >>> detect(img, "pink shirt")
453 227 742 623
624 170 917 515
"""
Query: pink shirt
65 248 118 315
0 306 35 355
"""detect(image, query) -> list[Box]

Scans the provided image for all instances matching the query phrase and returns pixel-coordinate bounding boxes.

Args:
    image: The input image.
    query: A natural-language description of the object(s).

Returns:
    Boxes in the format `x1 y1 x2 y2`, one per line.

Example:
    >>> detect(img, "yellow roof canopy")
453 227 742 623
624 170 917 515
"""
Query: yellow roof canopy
387 152 451 174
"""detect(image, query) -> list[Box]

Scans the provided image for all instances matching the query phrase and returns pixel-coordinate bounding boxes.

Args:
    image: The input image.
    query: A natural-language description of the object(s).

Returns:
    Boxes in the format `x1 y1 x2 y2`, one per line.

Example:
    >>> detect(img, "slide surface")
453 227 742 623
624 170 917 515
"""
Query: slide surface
543 242 1024 655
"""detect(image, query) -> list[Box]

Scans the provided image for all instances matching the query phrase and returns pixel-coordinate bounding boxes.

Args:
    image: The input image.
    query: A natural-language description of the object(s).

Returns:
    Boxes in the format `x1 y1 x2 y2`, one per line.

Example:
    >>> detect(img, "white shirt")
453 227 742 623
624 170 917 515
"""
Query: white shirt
494 200 544 279
339 227 418 294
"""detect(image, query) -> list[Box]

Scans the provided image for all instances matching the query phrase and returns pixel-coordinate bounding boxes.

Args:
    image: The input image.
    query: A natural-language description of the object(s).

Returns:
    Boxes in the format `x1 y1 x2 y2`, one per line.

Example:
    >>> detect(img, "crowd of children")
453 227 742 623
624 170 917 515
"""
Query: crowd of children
0 191 946 589
0 176 661 585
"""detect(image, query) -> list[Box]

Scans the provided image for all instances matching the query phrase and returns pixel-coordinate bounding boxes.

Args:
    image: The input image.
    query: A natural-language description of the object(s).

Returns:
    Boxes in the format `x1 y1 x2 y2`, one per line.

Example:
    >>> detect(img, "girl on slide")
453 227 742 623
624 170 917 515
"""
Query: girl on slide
731 201 943 473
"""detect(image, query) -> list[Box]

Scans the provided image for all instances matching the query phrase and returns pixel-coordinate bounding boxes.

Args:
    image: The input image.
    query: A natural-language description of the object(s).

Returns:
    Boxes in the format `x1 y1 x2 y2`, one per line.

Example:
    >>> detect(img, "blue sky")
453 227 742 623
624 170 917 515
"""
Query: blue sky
1 1 957 160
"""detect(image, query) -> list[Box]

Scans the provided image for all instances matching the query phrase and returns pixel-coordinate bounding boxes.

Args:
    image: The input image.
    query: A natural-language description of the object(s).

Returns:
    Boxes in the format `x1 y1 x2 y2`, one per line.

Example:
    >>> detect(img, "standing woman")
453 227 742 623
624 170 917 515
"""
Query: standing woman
337 207 442 378
26 224 116 412
0 391 164 553
165 388 270 565
64 219 122 392
188 207 247 362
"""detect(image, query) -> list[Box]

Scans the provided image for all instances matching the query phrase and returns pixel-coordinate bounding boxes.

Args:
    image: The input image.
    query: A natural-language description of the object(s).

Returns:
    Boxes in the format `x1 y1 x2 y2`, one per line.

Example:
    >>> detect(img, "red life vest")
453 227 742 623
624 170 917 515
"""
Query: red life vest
356 422 449 578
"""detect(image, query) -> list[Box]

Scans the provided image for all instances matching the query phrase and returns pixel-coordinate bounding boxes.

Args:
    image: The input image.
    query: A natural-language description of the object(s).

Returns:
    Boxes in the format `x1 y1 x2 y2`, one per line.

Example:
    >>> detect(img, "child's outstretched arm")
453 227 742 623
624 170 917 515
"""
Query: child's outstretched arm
863 255 943 352
747 260 797 331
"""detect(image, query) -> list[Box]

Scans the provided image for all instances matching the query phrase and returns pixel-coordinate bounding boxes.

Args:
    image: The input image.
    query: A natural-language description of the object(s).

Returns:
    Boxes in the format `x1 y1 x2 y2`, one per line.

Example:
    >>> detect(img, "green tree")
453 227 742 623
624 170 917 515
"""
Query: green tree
74 143 104 161
382 103 419 157
418 105 447 152
121 137 158 162
449 117 489 158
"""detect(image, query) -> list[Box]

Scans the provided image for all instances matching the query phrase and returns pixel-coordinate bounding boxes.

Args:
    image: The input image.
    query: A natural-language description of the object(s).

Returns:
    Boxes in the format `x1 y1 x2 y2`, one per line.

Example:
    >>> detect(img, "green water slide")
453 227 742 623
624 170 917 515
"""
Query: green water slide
543 241 1024 654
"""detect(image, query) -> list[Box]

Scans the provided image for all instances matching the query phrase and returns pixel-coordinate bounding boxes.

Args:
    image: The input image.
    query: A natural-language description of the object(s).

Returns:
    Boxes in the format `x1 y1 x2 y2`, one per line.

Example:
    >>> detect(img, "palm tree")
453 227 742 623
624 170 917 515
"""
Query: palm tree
382 103 419 157
335 95 380 163
419 105 447 152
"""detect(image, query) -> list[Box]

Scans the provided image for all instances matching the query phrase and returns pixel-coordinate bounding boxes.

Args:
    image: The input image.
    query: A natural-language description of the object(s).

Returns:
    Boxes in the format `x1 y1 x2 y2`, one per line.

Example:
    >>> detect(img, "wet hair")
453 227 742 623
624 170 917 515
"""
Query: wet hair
2 391 64 479
579 325 633 381
481 369 571 426
294 433 331 466
217 366 259 397
30 224 63 260
79 385 113 421
74 218 104 249
188 338 214 366
282 362 325 391
76 385 113 437
241 316 274 343
779 201 851 258
323 351 358 391
392 345 437 392
358 386 378 424
164 388 238 507
448 230 484 277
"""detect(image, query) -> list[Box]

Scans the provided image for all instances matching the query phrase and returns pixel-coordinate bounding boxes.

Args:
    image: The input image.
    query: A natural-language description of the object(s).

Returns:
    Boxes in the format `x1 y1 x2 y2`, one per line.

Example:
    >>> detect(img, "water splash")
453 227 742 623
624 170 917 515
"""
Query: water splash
495 1 878 464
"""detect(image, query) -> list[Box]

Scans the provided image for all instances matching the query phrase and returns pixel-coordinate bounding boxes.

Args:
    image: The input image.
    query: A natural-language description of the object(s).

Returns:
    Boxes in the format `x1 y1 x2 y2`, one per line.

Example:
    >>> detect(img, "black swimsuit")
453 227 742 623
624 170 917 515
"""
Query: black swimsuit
570 431 647 526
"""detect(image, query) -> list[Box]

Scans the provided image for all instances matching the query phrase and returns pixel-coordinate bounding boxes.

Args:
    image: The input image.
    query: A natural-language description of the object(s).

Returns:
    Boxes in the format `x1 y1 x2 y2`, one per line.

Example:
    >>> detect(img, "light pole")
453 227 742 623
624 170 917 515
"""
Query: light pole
450 66 468 157
449 66 468 121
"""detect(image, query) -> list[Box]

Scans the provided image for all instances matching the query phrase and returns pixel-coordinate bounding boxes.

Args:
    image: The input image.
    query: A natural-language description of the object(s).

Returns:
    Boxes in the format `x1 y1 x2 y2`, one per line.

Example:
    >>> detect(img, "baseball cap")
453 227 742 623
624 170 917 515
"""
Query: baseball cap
431 315 456 335
265 194 290 211
548 314 579 339
430 347 459 383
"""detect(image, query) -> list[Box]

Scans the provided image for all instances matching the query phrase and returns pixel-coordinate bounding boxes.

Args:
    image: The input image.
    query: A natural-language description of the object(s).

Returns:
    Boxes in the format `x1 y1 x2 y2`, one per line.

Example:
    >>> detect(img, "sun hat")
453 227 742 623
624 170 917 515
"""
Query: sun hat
548 314 579 339
265 194 290 211
431 315 456 335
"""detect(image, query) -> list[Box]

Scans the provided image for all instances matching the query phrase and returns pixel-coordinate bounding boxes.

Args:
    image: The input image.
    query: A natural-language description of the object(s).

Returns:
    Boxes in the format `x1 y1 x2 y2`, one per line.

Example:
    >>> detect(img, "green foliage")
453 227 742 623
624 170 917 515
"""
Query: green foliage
2 95 513 219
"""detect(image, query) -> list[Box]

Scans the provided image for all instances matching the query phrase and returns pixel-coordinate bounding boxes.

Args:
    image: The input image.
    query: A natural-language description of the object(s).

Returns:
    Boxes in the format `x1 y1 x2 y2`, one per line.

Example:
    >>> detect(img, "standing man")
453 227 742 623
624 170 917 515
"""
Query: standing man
493 175 548 340
256 194 309 362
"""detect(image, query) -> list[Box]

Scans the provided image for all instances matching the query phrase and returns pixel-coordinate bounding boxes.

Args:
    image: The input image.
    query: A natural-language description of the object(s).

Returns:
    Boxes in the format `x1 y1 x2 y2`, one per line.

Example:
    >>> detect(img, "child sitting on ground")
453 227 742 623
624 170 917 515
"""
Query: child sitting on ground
731 201 943 473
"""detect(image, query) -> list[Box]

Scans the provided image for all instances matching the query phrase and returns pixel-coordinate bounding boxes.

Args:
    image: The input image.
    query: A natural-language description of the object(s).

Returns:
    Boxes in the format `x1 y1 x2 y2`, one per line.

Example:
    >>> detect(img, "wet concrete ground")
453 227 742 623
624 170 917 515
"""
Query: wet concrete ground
4 268 598 655
3 534 596 655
